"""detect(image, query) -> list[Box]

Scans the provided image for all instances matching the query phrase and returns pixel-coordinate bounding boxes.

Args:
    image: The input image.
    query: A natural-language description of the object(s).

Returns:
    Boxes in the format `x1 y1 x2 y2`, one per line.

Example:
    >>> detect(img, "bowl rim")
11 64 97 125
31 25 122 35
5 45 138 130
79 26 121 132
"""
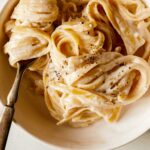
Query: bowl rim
1 97 150 150
12 120 150 150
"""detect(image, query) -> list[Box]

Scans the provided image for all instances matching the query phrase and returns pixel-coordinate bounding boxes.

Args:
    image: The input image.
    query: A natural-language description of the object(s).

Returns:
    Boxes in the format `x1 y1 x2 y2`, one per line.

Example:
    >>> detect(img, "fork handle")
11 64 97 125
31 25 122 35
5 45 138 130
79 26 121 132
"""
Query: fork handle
0 106 14 150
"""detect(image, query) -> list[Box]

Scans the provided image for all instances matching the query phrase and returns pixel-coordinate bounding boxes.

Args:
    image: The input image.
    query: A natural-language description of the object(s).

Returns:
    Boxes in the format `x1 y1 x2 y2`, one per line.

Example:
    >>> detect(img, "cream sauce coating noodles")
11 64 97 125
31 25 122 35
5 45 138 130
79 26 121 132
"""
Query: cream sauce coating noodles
4 0 150 127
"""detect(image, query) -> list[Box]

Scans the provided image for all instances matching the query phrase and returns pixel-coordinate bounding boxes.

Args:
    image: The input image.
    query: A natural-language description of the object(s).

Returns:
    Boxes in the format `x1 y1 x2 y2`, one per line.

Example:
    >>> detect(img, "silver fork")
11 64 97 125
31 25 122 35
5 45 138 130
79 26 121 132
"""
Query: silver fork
0 59 36 150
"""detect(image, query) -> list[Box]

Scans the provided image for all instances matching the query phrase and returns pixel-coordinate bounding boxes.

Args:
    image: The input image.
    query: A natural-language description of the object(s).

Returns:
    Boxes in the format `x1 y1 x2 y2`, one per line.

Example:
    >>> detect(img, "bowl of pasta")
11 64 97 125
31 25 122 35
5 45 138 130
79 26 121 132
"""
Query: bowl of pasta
0 0 150 149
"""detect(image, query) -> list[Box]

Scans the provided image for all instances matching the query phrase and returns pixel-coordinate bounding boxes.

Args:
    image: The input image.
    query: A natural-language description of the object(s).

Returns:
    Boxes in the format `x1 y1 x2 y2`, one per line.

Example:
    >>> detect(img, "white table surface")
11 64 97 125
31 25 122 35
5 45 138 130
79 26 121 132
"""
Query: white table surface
0 1 150 150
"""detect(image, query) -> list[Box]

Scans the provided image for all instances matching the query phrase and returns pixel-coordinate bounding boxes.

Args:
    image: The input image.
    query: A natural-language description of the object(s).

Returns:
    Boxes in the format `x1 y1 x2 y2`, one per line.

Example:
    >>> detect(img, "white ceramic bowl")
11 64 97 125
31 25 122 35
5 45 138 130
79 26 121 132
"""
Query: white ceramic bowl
0 0 150 149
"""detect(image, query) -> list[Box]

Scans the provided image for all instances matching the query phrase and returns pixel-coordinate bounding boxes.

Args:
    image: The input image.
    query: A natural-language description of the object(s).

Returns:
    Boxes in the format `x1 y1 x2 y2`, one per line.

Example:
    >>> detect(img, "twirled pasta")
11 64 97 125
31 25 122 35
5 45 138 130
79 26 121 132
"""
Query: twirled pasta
43 51 150 127
50 18 117 67
4 0 58 92
4 26 51 67
6 0 58 33
83 0 121 51
50 19 104 62
82 0 109 24
4 0 57 96
4 0 150 127
96 0 150 59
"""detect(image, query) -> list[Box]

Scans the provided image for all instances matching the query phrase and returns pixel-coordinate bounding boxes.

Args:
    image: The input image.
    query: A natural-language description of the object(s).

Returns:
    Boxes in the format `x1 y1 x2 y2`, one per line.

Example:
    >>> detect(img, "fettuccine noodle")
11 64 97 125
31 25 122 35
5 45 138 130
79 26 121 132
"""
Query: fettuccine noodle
4 0 150 127
7 0 58 33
